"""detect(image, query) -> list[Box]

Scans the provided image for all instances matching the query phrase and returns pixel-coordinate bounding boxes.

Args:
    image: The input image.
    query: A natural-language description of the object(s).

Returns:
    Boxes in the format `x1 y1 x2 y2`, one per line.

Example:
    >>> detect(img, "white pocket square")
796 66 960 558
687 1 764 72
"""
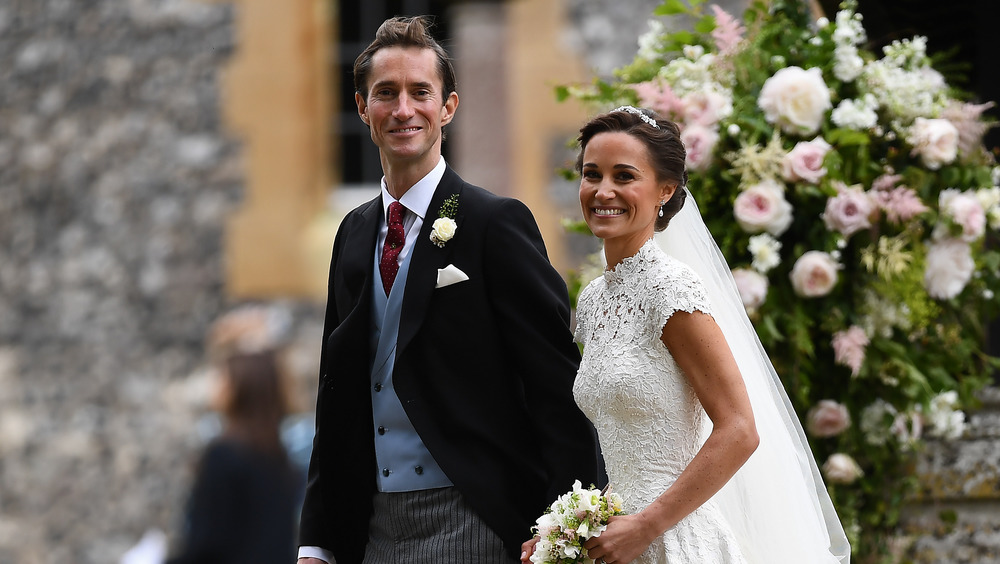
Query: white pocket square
436 264 469 288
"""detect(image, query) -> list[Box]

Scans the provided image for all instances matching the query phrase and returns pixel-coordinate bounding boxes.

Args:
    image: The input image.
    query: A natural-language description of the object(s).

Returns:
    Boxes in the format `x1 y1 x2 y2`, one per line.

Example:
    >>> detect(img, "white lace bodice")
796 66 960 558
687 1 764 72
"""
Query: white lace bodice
574 239 747 564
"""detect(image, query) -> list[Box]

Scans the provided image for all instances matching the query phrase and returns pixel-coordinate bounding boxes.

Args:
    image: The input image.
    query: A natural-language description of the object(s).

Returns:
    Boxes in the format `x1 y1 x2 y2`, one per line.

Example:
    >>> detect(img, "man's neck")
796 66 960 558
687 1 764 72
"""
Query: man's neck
381 155 440 200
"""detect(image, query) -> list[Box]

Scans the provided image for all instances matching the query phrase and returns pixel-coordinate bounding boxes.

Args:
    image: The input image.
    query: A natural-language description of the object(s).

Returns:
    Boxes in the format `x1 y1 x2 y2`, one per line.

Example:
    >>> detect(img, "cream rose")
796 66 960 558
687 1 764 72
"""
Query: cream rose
807 400 852 437
681 124 719 172
758 66 832 136
429 217 457 247
822 453 864 484
908 117 959 170
731 268 769 313
789 250 839 297
733 180 794 236
782 137 832 184
822 183 876 238
924 237 974 299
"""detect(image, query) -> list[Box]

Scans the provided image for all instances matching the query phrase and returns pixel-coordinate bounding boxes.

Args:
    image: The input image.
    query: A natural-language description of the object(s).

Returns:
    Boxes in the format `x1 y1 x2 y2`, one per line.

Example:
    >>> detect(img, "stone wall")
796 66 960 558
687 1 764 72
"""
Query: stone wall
0 1 307 561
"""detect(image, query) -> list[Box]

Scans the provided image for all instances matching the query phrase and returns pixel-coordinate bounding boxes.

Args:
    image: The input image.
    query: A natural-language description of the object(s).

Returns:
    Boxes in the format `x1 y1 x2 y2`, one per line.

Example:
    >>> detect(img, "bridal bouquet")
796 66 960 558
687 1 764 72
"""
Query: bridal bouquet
529 480 625 564
559 0 999 559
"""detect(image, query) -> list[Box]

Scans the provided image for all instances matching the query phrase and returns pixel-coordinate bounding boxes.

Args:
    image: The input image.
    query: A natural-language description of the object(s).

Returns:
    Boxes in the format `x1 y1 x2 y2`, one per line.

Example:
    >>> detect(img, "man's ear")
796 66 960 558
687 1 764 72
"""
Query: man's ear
440 91 459 126
356 92 369 125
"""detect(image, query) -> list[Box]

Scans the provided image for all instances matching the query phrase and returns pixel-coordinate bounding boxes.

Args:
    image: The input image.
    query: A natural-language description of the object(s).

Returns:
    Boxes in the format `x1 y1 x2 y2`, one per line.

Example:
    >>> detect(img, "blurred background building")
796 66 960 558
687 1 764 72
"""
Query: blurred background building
0 0 996 562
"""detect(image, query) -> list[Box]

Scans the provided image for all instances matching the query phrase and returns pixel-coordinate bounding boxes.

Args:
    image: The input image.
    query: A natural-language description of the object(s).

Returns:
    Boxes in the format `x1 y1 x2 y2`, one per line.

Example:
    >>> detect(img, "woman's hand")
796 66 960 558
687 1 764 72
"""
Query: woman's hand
582 513 656 564
520 535 540 562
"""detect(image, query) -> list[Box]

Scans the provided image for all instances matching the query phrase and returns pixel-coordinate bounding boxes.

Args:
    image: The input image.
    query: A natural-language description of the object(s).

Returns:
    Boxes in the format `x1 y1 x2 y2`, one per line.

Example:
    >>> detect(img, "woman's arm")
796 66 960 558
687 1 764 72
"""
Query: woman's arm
584 310 759 563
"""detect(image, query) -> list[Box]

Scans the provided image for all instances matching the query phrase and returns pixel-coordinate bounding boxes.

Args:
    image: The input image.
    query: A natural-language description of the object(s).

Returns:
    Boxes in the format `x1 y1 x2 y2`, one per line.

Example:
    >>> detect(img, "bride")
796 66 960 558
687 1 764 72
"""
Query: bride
522 107 850 564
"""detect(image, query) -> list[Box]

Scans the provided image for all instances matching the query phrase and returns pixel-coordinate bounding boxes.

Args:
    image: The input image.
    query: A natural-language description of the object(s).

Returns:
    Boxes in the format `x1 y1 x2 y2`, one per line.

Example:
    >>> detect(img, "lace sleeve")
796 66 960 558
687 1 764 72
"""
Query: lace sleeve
649 257 714 335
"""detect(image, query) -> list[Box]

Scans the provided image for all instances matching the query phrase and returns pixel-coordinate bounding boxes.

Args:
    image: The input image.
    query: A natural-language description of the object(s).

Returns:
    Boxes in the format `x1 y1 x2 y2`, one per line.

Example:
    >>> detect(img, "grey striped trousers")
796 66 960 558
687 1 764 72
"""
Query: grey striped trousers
361 487 519 564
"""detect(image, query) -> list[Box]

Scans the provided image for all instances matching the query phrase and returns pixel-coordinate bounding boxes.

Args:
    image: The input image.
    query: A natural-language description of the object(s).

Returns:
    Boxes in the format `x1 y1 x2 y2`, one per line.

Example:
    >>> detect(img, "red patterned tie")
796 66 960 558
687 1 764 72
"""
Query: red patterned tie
379 201 406 295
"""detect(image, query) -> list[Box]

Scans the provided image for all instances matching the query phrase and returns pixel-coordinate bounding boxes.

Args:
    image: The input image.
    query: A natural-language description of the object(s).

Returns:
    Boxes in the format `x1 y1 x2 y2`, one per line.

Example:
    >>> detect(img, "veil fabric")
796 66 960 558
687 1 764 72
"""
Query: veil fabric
654 189 851 564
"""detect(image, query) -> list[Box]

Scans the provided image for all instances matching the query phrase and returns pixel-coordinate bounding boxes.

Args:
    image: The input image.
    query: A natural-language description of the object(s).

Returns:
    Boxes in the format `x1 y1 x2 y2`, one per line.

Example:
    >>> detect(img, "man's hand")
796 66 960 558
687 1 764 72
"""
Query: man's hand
520 535 540 562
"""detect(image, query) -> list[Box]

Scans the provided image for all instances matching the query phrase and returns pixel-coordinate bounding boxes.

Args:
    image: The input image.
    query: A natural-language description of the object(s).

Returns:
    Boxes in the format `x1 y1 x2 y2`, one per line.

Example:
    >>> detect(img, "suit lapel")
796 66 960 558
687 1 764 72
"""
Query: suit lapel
397 167 464 356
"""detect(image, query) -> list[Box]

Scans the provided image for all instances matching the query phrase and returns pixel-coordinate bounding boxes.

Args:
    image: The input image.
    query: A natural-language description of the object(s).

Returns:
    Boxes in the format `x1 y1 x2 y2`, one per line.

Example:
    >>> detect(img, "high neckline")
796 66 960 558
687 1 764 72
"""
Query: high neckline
603 238 660 286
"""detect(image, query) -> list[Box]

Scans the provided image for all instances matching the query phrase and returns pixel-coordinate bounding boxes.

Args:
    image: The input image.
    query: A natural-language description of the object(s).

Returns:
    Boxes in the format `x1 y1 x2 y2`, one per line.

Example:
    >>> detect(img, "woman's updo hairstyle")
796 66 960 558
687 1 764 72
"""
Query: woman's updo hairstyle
575 107 689 231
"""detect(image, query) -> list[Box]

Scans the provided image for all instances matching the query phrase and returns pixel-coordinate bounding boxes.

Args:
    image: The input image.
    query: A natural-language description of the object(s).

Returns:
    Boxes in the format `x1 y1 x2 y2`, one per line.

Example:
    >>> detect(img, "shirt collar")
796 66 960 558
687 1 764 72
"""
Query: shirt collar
380 156 446 220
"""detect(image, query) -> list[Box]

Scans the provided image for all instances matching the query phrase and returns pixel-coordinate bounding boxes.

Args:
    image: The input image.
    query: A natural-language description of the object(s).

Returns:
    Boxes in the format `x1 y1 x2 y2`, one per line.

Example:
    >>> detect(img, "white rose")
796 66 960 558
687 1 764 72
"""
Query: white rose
908 117 959 170
733 180 794 236
789 250 839 297
822 453 864 484
758 66 832 136
429 217 457 247
924 237 974 299
681 89 732 126
731 268 769 313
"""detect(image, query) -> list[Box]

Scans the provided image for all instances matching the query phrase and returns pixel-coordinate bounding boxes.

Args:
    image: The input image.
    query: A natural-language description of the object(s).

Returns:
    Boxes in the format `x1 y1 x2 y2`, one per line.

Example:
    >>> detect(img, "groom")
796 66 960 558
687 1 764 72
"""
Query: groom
297 15 601 564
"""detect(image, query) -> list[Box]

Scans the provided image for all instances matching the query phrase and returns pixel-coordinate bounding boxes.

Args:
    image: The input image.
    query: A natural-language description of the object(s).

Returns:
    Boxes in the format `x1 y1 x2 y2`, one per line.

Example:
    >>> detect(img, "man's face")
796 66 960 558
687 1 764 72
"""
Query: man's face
356 46 458 170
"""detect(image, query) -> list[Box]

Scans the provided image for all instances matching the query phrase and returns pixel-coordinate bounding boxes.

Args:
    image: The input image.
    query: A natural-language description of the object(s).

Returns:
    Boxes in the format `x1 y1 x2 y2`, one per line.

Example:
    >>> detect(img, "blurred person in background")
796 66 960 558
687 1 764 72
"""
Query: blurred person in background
165 308 304 564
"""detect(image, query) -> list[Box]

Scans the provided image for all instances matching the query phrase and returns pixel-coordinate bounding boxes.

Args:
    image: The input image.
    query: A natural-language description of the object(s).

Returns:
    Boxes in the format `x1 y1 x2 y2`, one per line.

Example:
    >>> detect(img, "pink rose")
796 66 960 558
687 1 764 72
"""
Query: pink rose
832 325 869 376
681 89 732 126
924 237 974 299
789 251 839 297
822 183 877 238
781 137 831 184
681 124 719 172
822 453 864 484
939 189 986 241
731 268 768 313
758 66 832 136
733 180 794 236
908 117 959 170
807 400 852 437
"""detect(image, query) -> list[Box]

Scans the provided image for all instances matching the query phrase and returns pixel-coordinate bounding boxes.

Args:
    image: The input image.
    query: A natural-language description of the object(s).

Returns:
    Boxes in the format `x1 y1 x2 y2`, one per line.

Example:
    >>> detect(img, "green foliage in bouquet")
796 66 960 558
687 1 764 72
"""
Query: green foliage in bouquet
558 0 1000 559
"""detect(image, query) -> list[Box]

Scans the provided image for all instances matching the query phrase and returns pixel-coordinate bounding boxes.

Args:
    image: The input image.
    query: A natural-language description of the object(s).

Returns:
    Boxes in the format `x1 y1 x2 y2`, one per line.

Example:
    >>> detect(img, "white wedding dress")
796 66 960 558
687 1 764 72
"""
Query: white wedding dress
574 238 747 564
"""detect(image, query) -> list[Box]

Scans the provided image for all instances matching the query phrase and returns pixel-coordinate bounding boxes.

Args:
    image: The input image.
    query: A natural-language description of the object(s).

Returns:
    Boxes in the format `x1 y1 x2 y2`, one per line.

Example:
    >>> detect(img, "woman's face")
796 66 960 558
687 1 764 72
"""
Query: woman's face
580 131 673 249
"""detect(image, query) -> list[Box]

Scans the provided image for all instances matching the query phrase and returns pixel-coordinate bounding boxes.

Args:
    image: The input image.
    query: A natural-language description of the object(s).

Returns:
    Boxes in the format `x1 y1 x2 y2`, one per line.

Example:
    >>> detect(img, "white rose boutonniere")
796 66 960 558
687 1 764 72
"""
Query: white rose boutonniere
430 194 459 248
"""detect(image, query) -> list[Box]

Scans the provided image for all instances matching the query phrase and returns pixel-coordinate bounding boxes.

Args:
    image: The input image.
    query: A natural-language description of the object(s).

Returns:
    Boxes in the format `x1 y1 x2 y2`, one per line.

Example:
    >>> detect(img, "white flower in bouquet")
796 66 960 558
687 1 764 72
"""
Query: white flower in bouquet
908 117 960 170
782 137 831 184
757 66 832 136
733 180 793 236
923 237 974 299
789 250 840 297
747 233 782 273
939 189 987 241
530 480 624 564
822 182 877 238
822 453 864 484
732 268 768 314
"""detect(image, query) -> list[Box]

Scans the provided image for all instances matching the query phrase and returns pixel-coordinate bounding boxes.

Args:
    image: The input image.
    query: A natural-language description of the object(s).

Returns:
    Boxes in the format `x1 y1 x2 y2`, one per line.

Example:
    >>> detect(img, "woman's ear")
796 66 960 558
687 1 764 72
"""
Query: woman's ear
661 182 678 203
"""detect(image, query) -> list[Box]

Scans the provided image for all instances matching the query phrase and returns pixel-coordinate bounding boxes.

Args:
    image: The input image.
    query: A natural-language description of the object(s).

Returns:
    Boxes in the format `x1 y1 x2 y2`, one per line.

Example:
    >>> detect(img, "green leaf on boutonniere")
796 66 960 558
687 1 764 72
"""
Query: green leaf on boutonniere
439 194 459 219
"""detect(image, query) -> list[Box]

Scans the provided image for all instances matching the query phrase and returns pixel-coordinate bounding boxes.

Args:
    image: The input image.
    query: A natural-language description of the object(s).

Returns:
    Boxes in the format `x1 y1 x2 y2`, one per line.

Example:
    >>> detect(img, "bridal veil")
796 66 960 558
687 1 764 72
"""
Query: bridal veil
654 189 851 564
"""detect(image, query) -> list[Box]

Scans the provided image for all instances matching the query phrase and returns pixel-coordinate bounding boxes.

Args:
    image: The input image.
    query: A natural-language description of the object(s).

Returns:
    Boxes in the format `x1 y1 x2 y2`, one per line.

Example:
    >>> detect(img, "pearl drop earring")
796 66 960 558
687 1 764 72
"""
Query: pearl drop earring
658 201 665 217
